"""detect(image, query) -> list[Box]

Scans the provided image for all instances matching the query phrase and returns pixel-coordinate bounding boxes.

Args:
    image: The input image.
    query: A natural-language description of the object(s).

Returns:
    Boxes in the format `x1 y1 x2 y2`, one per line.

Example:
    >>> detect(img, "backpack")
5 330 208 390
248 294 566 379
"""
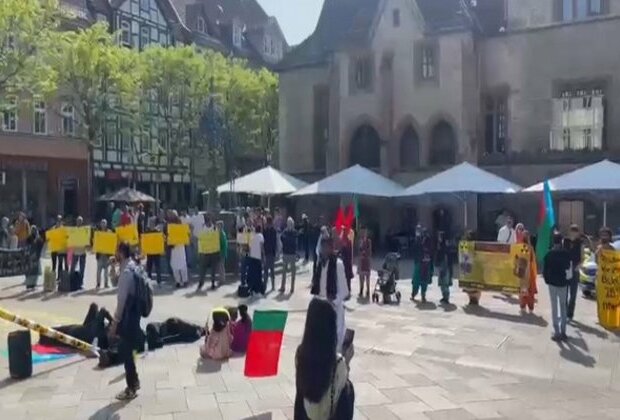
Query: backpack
133 265 153 318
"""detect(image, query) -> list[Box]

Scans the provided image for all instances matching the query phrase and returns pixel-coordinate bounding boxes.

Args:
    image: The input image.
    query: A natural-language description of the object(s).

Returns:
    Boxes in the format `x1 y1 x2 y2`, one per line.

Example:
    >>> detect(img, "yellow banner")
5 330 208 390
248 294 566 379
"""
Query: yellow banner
458 241 528 293
198 231 220 254
93 231 118 255
597 249 620 330
236 231 252 245
167 224 190 246
45 228 67 253
67 226 91 248
141 232 165 255
116 225 139 245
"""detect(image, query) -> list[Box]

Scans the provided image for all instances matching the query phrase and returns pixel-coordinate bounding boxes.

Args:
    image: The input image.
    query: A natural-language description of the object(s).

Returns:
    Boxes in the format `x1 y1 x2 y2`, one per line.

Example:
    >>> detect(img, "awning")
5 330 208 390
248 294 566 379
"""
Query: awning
213 166 308 196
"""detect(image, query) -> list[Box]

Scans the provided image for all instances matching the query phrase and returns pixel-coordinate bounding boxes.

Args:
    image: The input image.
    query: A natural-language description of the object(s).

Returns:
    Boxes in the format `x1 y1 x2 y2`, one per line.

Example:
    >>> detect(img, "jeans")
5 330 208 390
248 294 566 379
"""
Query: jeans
263 254 276 289
71 254 86 286
118 334 139 390
146 255 162 284
281 254 296 292
548 285 568 336
567 268 579 319
96 256 109 287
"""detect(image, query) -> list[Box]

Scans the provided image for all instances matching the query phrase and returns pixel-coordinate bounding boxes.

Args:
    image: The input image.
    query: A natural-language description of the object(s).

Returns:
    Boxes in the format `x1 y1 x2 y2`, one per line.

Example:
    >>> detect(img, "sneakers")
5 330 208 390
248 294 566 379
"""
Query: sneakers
115 387 137 401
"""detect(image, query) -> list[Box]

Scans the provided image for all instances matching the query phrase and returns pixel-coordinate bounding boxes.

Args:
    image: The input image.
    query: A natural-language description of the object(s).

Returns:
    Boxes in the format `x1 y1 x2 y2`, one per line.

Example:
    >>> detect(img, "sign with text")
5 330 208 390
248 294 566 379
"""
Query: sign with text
596 249 620 330
458 241 527 293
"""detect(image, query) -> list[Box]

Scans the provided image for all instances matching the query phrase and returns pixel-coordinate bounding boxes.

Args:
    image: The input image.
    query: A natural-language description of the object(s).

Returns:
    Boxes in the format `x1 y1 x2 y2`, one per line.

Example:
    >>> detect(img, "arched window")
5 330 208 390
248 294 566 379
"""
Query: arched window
429 120 456 165
349 125 381 168
399 126 419 170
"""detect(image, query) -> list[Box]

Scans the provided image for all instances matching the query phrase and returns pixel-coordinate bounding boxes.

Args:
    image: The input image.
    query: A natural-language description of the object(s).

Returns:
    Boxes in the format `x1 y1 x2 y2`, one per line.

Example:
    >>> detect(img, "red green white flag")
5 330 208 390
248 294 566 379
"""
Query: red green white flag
244 310 288 377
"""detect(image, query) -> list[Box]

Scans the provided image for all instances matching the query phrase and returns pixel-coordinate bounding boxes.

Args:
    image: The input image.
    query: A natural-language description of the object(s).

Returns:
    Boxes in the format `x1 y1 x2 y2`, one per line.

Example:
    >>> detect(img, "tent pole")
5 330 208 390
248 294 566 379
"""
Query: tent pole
464 199 468 229
603 200 608 227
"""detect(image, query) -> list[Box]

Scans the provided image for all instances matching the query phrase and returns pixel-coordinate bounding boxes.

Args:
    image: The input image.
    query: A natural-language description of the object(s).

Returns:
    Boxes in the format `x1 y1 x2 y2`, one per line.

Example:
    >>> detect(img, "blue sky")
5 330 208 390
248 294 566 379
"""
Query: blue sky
257 0 324 45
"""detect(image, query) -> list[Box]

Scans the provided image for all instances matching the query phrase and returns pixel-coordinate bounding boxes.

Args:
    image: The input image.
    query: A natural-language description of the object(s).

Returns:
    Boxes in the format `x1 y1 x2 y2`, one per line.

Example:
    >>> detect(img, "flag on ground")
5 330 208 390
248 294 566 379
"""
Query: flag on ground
244 310 288 377
535 180 555 264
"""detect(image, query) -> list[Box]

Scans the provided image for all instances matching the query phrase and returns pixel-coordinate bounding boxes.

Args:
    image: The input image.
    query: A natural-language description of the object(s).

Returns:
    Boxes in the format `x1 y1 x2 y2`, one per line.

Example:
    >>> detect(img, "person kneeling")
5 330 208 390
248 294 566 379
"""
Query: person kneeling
200 308 232 360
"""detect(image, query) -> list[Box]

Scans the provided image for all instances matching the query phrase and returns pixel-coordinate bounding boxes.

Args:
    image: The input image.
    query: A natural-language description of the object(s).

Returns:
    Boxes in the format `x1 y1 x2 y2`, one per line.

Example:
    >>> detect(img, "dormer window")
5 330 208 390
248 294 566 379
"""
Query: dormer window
233 22 242 48
197 17 206 33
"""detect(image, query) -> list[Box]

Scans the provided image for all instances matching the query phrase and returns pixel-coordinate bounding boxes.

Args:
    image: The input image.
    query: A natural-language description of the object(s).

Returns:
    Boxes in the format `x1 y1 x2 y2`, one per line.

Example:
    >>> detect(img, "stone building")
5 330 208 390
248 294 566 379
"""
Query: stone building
278 0 620 237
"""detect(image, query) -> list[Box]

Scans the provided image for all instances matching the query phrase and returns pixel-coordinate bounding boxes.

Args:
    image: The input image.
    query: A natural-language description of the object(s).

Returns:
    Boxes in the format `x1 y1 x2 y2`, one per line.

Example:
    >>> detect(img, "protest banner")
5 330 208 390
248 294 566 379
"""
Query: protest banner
93 231 118 255
198 231 220 254
458 241 527 293
116 225 139 245
167 224 190 246
236 231 251 245
141 232 165 255
45 227 67 253
66 226 91 248
0 247 39 278
596 249 620 330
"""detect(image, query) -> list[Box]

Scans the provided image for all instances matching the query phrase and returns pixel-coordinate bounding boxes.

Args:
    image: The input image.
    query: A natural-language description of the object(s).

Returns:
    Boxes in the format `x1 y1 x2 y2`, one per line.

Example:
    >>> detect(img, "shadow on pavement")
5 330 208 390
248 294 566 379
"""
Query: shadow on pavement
88 401 129 420
463 304 548 327
243 414 273 420
0 358 87 391
570 320 609 340
493 293 521 305
439 302 458 312
196 357 222 373
557 339 596 367
414 301 438 311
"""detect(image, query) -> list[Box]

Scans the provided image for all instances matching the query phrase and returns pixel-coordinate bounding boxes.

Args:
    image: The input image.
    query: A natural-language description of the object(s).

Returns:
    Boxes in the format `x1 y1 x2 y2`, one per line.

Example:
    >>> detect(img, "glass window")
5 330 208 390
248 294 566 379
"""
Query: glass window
197 17 206 33
563 0 574 20
61 103 75 136
233 23 242 48
590 0 601 14
484 96 507 154
353 57 372 90
141 26 149 49
576 0 589 18
140 0 150 12
2 96 17 132
121 20 131 46
421 46 435 80
33 98 46 134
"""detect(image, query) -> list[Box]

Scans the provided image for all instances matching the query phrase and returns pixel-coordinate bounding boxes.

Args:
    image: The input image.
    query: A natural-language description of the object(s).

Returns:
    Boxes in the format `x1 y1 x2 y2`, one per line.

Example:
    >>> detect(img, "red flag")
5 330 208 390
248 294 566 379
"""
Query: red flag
244 310 288 377
344 204 354 230
334 207 345 233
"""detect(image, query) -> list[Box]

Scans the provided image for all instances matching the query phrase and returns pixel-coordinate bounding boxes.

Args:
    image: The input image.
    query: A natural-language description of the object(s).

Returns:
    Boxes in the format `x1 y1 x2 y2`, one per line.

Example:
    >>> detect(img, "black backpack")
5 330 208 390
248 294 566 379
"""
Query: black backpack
133 265 153 318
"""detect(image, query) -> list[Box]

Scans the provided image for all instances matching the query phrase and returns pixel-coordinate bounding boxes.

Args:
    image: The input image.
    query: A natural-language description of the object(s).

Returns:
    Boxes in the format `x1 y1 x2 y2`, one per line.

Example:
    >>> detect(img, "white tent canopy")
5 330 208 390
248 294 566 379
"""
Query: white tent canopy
523 159 620 226
399 162 521 197
290 164 404 198
523 159 620 192
213 166 308 195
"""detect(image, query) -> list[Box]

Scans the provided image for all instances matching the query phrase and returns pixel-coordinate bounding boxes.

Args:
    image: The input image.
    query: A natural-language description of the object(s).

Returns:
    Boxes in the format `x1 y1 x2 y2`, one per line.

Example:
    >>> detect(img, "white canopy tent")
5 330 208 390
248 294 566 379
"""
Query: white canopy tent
213 166 308 196
290 164 404 198
523 159 620 226
399 162 522 227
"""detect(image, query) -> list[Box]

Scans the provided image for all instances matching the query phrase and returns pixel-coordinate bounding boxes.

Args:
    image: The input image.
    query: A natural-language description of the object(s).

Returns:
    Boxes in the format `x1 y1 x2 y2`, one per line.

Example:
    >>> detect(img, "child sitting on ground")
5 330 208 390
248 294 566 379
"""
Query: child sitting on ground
200 308 232 360
231 304 252 353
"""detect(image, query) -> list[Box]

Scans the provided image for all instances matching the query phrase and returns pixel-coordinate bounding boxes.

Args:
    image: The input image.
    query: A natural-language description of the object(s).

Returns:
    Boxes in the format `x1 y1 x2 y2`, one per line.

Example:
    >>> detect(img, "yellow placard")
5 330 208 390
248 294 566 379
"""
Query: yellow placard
93 231 118 255
458 241 527 293
141 232 165 255
67 226 91 248
45 228 67 253
116 225 139 246
198 231 220 254
597 249 620 330
236 231 251 245
167 224 190 246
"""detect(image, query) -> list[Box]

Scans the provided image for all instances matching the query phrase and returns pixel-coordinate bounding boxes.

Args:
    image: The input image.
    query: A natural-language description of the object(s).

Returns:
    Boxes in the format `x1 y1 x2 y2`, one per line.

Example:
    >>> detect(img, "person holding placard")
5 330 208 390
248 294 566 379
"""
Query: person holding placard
168 211 189 288
145 217 164 285
95 220 113 288
70 216 88 289
247 225 265 296
197 214 220 291
49 215 67 280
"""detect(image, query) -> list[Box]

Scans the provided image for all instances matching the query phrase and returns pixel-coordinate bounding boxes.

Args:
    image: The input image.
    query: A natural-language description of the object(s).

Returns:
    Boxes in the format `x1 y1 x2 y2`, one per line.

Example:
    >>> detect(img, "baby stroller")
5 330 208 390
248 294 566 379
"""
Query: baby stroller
372 252 401 304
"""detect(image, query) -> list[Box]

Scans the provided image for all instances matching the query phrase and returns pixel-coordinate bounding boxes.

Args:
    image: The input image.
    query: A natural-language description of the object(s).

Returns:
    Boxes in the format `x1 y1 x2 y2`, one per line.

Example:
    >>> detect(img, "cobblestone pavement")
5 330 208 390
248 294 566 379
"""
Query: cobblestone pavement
0 255 619 419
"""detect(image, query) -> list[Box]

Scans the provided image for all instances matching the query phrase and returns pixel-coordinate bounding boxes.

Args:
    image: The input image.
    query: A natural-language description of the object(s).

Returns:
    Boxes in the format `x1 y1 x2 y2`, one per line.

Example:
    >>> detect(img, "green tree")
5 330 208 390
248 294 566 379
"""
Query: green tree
50 22 140 200
0 0 62 97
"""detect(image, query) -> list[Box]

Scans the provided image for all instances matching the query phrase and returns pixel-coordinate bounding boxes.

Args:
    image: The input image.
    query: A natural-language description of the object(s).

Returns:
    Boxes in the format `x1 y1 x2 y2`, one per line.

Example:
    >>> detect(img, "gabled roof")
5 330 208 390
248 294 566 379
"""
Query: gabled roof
200 0 268 27
277 0 476 72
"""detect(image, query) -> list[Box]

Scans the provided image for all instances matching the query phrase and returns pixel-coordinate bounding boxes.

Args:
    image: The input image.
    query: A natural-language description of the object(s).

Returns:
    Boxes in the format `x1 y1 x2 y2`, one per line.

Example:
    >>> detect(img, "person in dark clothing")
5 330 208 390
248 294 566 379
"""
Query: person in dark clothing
263 216 278 290
300 214 310 263
110 243 141 400
145 218 163 285
565 224 586 320
280 217 298 293
543 233 572 342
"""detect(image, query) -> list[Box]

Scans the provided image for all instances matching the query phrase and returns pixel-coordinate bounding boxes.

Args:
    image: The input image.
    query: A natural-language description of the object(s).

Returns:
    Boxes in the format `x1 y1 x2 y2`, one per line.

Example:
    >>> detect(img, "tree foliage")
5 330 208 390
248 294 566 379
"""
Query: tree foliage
0 0 62 97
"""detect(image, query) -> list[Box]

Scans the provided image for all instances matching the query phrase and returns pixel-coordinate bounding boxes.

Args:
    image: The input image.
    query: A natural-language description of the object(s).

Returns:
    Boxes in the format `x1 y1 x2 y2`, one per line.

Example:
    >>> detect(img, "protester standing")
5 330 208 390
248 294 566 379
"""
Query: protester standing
263 216 278 290
247 225 265 295
311 237 349 352
25 225 44 290
145 216 163 285
339 230 354 299
96 219 112 288
497 217 516 244
70 216 87 288
300 214 310 263
543 233 571 341
169 211 188 288
565 224 584 320
0 216 9 248
14 212 30 247
280 217 298 293
436 231 452 304
7 226 18 249
358 228 372 298
411 232 433 303
518 231 538 312
197 214 220 291
50 215 66 280
110 243 140 400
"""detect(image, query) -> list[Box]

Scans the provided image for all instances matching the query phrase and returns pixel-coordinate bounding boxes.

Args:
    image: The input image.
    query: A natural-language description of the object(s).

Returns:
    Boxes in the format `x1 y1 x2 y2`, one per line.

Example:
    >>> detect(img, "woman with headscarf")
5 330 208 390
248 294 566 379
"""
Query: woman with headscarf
411 231 433 303
517 230 538 312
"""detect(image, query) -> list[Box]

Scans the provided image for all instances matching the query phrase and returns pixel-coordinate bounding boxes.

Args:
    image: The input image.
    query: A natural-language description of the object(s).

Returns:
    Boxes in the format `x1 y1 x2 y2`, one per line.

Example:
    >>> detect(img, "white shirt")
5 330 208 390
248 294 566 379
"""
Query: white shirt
318 258 349 305
249 233 264 260
190 214 205 237
497 225 516 244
